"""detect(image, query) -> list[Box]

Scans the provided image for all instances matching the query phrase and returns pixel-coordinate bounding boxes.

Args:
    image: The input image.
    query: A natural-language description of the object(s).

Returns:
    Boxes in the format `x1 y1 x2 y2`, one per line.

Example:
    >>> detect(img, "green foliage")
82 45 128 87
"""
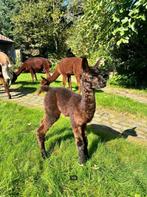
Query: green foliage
0 0 25 37
0 101 147 196
67 0 147 87
12 0 67 55
67 0 114 60
112 0 147 45
108 74 138 87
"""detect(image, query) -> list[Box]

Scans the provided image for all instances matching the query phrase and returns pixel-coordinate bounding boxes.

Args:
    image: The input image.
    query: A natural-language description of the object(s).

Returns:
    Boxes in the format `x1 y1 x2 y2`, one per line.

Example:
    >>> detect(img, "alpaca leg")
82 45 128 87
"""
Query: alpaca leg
30 69 35 82
62 75 67 87
2 78 11 99
34 72 37 81
73 126 87 164
32 68 38 81
81 124 89 158
37 114 60 159
75 76 81 93
67 75 72 90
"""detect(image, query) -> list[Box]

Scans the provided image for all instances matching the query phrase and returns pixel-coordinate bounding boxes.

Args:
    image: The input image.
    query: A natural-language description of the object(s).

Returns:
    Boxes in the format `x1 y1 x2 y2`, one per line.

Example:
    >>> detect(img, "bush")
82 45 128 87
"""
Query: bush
108 74 138 87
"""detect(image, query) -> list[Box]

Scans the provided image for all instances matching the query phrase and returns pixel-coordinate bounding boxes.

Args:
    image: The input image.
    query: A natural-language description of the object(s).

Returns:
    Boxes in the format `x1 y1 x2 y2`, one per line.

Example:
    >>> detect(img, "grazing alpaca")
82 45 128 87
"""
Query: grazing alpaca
47 57 102 93
12 57 51 82
0 52 13 99
37 57 107 164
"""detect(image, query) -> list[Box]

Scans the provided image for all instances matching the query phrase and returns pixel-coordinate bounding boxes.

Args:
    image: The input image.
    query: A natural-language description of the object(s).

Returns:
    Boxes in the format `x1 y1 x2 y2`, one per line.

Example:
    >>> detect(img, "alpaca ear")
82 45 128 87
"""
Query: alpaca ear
41 76 48 81
41 76 50 85
94 58 102 69
81 57 89 72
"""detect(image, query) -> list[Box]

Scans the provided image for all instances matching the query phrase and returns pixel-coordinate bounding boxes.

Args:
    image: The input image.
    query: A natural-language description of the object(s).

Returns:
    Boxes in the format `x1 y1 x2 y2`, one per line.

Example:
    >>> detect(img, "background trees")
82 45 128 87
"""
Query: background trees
12 0 67 58
67 0 147 87
0 0 147 87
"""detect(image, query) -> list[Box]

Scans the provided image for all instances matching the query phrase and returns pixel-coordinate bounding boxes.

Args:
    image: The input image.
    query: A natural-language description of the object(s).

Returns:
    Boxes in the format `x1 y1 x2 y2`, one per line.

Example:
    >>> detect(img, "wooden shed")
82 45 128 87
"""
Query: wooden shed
0 34 16 63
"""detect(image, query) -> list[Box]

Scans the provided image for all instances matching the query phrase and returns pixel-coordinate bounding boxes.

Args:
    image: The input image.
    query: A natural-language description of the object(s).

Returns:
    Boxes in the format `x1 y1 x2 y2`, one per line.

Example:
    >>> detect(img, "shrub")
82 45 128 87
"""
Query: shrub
108 74 138 87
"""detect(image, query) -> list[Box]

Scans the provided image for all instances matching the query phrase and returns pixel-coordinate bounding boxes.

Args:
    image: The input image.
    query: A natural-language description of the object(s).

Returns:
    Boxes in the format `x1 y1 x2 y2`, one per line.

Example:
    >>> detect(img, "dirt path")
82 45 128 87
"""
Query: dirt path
0 86 147 144
103 87 147 104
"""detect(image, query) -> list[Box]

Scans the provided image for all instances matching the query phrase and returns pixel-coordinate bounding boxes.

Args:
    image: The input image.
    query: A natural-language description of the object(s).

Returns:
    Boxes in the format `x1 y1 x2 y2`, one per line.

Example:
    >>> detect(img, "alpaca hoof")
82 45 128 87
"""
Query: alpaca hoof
79 163 84 167
79 154 87 165
42 151 47 159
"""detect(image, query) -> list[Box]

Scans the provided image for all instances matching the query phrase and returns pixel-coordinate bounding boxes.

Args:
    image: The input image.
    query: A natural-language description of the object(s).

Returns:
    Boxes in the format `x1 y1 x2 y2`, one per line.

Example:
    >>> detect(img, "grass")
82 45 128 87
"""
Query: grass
96 92 147 118
0 101 147 197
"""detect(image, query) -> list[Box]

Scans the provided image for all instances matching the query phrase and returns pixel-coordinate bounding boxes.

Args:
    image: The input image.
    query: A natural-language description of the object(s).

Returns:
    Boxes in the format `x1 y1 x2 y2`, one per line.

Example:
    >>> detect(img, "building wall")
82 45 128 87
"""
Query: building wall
0 41 16 63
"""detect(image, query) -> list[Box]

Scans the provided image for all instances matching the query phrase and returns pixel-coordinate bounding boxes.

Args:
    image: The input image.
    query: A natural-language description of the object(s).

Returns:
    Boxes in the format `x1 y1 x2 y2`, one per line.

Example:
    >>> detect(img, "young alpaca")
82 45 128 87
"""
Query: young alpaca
37 57 106 164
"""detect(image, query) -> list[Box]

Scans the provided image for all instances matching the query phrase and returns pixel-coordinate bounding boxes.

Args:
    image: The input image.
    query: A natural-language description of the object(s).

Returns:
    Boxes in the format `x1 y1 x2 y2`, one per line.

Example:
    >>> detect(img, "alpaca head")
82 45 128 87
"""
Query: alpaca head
40 76 50 86
37 76 50 95
81 57 107 90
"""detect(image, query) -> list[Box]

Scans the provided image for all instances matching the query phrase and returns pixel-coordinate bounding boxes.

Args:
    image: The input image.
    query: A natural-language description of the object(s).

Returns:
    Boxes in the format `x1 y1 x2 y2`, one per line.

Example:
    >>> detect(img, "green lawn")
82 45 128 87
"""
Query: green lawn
96 92 147 118
0 101 147 197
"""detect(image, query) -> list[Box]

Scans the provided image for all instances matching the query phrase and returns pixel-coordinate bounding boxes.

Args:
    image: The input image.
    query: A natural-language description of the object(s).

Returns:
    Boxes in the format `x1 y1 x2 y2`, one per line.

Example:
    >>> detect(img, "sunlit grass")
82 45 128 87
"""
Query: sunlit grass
96 92 147 117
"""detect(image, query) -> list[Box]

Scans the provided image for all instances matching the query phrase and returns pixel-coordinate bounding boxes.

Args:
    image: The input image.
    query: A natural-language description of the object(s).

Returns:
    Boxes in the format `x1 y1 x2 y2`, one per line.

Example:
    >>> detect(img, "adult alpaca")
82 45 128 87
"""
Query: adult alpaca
12 57 51 82
0 52 13 84
47 57 102 92
37 57 107 164
0 52 13 99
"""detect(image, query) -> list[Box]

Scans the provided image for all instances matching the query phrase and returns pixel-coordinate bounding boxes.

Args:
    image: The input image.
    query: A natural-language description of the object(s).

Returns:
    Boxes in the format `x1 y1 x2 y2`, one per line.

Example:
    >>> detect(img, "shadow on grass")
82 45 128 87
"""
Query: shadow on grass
40 122 137 160
95 89 104 93
87 124 137 158
14 80 39 85
46 128 73 157
10 86 37 98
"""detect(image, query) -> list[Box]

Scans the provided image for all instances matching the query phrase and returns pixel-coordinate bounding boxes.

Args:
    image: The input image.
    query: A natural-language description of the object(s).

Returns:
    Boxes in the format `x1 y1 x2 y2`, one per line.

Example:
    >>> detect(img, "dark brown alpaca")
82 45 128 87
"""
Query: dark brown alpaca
12 57 51 82
37 57 107 164
47 57 102 92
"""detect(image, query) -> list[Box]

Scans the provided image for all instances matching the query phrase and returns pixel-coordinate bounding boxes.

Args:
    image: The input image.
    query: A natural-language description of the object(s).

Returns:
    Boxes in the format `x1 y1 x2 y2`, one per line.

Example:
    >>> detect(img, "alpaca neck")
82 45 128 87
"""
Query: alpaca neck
80 80 96 120
15 64 26 76
48 68 60 82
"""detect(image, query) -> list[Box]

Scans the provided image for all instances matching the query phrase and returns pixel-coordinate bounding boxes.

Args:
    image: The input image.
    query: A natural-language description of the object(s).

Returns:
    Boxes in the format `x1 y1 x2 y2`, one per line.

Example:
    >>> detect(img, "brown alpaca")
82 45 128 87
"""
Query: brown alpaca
0 52 13 99
37 57 107 164
12 57 51 83
47 57 102 92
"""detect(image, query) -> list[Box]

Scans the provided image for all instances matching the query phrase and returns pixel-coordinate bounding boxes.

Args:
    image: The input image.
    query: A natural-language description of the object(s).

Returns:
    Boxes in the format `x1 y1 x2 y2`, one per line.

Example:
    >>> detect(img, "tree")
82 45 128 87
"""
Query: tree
12 0 67 56
67 0 115 65
112 0 147 86
0 0 25 37
67 0 147 86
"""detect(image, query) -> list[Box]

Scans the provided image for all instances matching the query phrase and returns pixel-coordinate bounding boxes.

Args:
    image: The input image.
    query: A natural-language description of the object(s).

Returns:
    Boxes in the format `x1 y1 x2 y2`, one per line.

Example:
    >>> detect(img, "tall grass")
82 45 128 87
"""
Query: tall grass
0 101 147 196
